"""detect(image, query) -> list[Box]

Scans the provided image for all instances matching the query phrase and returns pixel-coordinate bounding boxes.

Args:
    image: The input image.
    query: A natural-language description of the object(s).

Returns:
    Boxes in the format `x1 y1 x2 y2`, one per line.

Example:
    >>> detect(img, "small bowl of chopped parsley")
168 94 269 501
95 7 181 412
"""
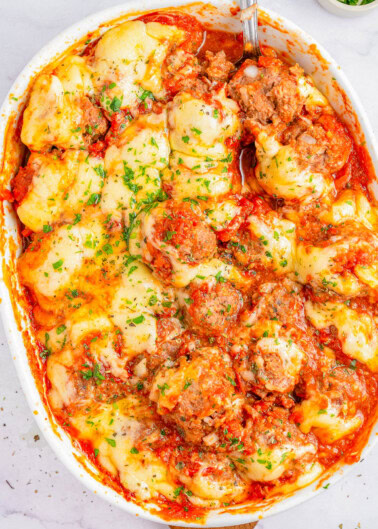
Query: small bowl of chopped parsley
318 0 378 16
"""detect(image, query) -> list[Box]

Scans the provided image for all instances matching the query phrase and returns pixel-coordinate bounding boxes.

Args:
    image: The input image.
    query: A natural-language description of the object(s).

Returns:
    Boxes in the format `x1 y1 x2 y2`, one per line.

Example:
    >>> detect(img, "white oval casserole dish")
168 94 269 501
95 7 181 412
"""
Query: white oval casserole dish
0 1 377 526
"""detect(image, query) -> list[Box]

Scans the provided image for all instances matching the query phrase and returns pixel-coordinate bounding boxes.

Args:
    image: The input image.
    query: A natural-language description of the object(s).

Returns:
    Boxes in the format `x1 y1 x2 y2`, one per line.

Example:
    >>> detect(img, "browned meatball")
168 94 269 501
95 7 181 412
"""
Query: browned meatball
145 200 217 283
281 114 352 175
235 336 305 395
228 56 305 128
204 50 234 82
79 96 108 143
183 280 243 336
231 280 312 397
150 347 242 444
163 49 203 96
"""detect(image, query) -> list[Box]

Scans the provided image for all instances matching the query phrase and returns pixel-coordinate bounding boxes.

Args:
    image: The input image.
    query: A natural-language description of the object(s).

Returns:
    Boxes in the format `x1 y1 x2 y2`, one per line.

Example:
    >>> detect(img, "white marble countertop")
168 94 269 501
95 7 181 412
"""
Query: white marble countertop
1 1 378 528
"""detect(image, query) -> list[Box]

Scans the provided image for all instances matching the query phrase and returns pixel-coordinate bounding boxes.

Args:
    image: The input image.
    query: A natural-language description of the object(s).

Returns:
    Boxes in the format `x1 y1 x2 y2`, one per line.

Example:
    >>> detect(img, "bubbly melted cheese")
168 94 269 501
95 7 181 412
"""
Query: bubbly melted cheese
93 20 184 111
71 397 178 501
21 56 94 151
110 259 175 356
165 152 234 199
297 395 363 443
168 89 240 159
101 112 169 220
232 441 316 482
255 131 334 202
18 216 104 300
305 301 378 372
17 150 104 231
248 212 296 274
320 190 378 230
295 238 365 296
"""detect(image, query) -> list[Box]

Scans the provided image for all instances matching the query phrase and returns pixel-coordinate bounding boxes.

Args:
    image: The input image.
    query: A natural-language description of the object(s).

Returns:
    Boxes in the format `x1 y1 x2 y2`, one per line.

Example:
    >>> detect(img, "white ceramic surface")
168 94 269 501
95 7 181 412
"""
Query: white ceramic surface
0 1 377 528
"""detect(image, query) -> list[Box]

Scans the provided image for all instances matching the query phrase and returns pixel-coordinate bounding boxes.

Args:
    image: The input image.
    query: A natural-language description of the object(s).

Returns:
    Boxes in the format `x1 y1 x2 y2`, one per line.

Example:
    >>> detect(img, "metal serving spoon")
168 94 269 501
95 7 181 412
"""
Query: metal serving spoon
240 0 262 59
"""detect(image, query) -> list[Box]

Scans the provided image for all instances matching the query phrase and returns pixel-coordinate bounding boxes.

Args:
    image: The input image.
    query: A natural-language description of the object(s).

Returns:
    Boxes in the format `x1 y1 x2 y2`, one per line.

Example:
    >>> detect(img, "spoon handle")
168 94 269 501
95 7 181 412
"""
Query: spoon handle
240 0 261 58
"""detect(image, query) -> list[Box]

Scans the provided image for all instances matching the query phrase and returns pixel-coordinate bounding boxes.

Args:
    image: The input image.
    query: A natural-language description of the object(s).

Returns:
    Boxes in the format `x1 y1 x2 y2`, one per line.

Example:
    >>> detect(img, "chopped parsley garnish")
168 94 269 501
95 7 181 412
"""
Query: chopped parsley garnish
157 383 169 396
132 315 145 325
109 96 122 113
163 230 176 242
226 375 236 386
139 89 154 102
94 165 106 178
53 259 63 270
87 193 101 205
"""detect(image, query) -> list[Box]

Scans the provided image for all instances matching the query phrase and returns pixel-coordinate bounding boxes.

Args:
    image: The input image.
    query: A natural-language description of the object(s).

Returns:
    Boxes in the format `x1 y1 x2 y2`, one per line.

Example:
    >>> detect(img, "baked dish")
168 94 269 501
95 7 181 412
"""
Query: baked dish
6 8 378 522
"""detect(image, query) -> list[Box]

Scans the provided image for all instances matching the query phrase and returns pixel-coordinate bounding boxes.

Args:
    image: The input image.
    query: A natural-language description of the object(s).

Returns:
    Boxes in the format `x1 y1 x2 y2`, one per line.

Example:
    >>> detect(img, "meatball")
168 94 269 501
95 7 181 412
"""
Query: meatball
236 336 305 395
141 200 217 284
232 404 319 483
163 49 202 96
293 347 367 444
228 56 305 129
281 114 352 175
231 280 310 392
183 279 243 336
79 96 108 144
154 201 216 263
241 279 307 336
295 221 378 297
149 347 243 444
203 50 234 83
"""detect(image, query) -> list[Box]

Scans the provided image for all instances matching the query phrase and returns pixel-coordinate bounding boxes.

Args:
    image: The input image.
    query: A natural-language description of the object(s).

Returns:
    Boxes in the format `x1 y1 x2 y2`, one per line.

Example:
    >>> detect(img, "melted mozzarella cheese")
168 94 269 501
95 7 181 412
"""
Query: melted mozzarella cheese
203 197 240 231
71 397 178 501
248 212 296 274
320 190 378 230
18 216 104 301
168 89 240 159
232 441 316 482
297 395 363 443
21 56 94 151
305 301 378 372
295 240 364 296
354 263 378 290
93 20 184 111
165 152 233 199
106 112 170 172
110 259 174 356
255 131 333 202
17 150 104 231
254 336 304 392
101 112 169 220
69 306 113 346
47 348 77 409
171 455 247 506
298 75 329 109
